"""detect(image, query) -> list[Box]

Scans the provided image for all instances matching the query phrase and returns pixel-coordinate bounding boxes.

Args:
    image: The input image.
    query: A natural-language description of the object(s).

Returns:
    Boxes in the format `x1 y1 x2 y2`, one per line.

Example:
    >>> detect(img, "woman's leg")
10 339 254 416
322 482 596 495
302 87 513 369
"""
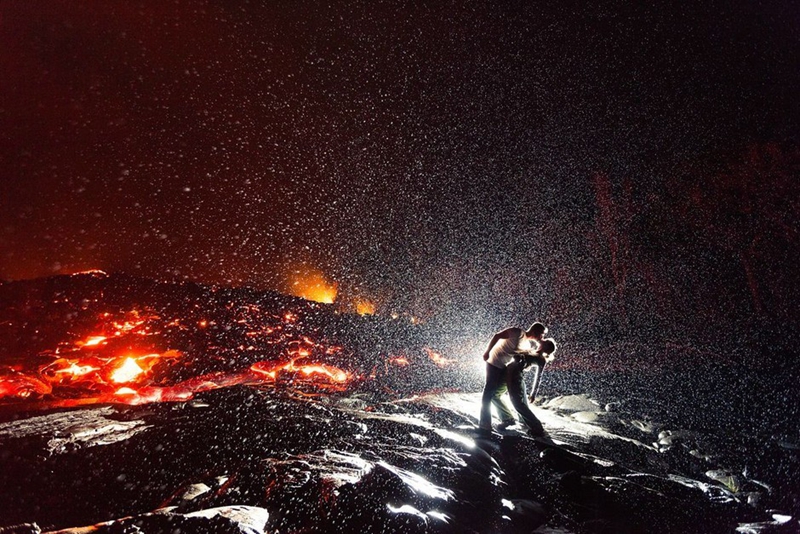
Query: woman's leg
506 361 545 436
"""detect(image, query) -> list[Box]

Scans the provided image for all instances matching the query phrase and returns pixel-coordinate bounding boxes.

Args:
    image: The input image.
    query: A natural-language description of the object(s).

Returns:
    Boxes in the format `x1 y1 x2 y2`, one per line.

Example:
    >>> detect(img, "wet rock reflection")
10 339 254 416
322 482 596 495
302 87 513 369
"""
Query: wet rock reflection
0 387 796 533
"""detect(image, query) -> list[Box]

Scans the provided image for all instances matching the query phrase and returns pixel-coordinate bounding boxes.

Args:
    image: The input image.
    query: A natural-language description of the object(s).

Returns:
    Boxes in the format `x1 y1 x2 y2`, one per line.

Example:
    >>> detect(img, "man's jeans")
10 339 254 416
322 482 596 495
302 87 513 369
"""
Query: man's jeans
506 360 545 435
479 361 545 435
479 363 515 430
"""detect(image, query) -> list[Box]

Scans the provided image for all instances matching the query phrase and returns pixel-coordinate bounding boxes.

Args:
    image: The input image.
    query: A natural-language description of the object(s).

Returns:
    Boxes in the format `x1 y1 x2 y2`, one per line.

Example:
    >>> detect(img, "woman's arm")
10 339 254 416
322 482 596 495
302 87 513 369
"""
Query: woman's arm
527 359 546 402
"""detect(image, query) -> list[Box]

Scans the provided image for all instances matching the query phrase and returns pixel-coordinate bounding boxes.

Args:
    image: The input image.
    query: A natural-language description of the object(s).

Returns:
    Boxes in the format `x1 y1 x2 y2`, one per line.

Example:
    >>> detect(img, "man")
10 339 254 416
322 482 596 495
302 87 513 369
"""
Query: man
478 322 547 436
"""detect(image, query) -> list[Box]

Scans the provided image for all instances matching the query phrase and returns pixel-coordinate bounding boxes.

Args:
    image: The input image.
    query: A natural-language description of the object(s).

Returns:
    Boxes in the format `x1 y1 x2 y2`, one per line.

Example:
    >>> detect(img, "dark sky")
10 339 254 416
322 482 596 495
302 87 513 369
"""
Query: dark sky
1 1 797 333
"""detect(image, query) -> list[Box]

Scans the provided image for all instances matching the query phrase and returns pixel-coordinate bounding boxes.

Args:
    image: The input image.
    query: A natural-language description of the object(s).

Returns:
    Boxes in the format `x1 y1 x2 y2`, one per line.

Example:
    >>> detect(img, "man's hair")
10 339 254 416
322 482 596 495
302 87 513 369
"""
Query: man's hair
539 338 558 362
527 322 548 337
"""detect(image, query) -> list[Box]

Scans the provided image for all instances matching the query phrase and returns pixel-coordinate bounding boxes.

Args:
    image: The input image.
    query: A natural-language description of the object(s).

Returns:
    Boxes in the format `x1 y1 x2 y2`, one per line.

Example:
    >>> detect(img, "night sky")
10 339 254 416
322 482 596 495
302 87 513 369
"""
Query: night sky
1 1 798 342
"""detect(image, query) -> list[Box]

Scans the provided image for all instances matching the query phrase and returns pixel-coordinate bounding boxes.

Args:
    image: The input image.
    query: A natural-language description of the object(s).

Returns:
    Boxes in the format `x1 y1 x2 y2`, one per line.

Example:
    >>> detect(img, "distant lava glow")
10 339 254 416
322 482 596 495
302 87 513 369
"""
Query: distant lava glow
424 348 456 368
287 267 338 304
356 300 376 316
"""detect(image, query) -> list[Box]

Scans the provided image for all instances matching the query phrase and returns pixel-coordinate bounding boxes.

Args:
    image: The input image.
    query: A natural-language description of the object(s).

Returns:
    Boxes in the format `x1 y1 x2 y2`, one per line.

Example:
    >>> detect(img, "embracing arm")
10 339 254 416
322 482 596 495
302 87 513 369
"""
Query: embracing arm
482 327 519 361
527 360 546 402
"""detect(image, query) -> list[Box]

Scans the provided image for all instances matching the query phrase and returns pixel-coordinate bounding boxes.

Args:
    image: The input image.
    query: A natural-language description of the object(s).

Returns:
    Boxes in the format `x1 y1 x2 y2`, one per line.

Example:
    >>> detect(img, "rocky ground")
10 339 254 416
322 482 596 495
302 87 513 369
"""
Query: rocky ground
0 273 797 533
0 385 797 534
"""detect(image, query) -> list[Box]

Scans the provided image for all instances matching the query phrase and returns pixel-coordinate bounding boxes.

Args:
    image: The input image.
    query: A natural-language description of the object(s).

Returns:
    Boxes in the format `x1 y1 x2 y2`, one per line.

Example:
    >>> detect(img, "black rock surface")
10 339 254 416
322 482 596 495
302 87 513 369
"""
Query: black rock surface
0 386 797 534
0 273 797 533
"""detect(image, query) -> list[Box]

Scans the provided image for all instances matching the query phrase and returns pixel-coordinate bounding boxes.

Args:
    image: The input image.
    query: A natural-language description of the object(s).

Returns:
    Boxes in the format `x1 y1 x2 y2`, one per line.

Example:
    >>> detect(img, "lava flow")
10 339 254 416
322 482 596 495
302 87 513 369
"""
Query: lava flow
0 279 360 405
0 273 458 407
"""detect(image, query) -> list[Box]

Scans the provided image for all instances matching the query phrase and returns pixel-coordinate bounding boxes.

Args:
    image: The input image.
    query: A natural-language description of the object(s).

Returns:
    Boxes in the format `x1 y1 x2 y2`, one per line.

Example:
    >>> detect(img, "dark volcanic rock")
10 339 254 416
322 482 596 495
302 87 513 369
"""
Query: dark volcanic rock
0 387 796 533
0 274 798 533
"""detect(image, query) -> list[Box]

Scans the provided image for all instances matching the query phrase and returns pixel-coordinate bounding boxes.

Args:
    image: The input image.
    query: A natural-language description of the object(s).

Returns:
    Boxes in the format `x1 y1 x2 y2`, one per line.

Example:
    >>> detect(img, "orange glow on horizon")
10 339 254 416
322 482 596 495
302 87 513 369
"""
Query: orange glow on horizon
71 269 108 276
286 266 338 304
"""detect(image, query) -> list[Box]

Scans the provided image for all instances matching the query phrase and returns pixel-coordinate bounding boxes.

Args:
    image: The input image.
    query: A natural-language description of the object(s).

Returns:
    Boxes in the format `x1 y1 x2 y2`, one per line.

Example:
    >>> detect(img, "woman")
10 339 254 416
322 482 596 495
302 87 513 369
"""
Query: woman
504 338 557 437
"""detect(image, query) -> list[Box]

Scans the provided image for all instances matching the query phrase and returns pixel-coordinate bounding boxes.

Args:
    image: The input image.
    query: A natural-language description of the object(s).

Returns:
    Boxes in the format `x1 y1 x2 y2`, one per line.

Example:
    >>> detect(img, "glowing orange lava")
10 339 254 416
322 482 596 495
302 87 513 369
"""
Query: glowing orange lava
424 348 456 368
53 363 99 377
110 358 145 383
0 302 361 407
78 336 107 348
355 300 376 316
250 357 351 389
287 267 338 304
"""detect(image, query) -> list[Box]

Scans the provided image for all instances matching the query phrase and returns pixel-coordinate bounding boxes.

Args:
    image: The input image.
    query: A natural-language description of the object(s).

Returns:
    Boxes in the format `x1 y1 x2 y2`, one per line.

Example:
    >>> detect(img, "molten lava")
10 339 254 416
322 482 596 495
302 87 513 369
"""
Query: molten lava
110 358 145 383
0 299 358 406
355 300 376 316
424 348 456 368
287 267 338 304
251 358 351 388
78 336 107 348
0 276 461 408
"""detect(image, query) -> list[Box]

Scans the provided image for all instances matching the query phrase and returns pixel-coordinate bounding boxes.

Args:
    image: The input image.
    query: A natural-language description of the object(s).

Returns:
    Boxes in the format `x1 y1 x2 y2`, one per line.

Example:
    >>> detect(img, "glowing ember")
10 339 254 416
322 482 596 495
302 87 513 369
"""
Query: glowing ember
110 311 154 335
298 364 349 382
110 358 145 383
390 356 411 366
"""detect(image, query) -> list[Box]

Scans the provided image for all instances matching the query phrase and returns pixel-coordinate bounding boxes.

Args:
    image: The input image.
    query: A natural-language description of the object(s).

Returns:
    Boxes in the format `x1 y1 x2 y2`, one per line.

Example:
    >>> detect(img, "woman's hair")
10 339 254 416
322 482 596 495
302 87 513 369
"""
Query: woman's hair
539 338 558 362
